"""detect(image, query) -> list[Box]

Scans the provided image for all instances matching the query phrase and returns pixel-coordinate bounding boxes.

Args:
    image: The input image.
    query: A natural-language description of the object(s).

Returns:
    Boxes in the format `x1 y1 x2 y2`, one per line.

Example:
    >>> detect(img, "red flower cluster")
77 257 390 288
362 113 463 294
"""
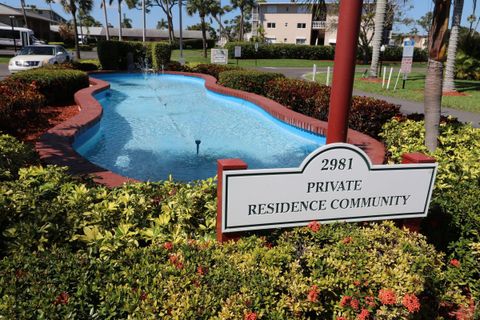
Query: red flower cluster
450 259 461 268
197 265 207 276
402 293 420 313
307 285 319 302
163 242 173 250
244 311 257 320
307 221 321 232
378 288 396 305
350 298 360 310
140 291 148 301
364 296 376 308
169 254 184 269
53 291 69 305
357 308 370 320
342 236 353 244
339 295 351 308
336 317 347 320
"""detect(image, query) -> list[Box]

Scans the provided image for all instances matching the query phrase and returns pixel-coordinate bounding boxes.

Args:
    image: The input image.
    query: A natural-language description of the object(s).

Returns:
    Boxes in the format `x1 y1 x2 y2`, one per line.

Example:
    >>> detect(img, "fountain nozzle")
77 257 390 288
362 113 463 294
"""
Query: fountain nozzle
195 140 201 155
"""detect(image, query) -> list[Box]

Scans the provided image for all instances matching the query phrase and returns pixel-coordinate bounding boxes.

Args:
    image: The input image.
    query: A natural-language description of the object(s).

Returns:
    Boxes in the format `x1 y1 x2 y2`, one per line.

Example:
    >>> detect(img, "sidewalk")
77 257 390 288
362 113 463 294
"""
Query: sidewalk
256 67 480 127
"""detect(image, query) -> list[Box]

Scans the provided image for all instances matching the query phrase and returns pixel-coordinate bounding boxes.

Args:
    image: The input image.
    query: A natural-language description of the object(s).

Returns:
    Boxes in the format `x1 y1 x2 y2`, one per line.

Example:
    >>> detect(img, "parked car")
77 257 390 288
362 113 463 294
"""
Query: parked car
8 45 71 73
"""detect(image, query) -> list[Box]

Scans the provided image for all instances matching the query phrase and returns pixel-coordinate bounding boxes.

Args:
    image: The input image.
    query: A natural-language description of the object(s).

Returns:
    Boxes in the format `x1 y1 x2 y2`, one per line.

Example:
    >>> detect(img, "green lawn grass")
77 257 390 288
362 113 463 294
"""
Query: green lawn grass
311 71 480 113
0 56 11 64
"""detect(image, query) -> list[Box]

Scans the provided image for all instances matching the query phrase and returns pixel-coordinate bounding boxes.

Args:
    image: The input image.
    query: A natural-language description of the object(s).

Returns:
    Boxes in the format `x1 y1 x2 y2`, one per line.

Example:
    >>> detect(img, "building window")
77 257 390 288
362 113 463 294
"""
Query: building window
296 38 306 44
297 6 309 13
297 23 306 29
267 22 276 28
285 22 288 27
284 38 287 42
266 5 277 13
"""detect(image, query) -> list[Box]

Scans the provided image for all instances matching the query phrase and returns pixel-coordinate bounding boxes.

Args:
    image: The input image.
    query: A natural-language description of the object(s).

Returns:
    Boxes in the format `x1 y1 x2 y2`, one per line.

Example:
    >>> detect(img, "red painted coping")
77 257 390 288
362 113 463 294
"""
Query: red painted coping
36 71 385 188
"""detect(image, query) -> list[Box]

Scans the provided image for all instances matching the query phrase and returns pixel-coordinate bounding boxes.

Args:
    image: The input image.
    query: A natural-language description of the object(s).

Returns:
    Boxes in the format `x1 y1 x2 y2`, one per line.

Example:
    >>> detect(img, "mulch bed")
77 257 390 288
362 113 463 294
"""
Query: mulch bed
7 104 80 143
442 91 469 97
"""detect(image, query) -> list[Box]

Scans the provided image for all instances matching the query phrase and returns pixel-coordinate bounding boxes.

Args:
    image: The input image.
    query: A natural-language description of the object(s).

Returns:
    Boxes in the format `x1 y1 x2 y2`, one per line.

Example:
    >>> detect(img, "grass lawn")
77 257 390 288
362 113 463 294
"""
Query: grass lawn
0 56 11 64
311 70 480 113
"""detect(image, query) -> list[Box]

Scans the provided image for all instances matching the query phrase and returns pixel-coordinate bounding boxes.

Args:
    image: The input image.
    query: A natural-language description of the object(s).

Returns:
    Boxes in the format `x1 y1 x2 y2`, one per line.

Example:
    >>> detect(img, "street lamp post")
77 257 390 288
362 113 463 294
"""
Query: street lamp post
9 16 17 53
142 0 146 42
379 44 385 77
179 0 184 65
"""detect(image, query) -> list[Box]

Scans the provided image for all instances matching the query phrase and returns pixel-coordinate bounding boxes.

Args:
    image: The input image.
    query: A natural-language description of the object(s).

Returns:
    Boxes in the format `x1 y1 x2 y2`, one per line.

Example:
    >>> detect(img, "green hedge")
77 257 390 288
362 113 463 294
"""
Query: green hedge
380 119 480 300
218 70 285 95
97 40 145 70
172 38 216 50
97 41 171 71
151 42 172 70
0 134 474 317
10 68 89 105
0 134 38 181
225 42 335 60
191 63 241 79
224 42 428 62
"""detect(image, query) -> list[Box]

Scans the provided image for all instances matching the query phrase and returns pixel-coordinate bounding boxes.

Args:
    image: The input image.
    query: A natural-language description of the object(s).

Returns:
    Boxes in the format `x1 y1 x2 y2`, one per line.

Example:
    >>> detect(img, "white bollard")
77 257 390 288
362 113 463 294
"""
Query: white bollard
393 70 402 91
382 66 387 88
386 67 394 90
326 66 331 86
312 64 317 81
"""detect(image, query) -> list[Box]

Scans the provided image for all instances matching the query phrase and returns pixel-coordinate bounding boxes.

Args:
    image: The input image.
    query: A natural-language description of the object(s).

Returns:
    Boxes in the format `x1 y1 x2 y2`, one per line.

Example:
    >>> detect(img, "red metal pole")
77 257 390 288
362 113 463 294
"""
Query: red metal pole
326 0 364 144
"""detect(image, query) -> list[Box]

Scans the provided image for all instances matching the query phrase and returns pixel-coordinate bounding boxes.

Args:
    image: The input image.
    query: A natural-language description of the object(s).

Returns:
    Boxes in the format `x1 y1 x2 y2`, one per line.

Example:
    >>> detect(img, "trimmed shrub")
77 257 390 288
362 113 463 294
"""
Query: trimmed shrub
0 134 38 181
0 78 46 127
192 63 241 79
11 68 89 104
225 42 335 60
97 40 145 70
262 78 399 138
0 220 468 318
218 70 284 95
224 42 428 62
151 42 172 70
455 51 480 80
265 78 330 118
171 38 216 50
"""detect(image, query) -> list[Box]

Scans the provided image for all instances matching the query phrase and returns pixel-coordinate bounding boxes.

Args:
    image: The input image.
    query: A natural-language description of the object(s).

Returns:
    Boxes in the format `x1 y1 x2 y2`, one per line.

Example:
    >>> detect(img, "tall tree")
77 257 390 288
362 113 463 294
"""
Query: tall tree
230 0 255 41
208 2 232 41
417 11 433 35
109 0 124 40
127 0 176 42
443 0 464 92
61 0 93 59
368 0 387 77
424 0 451 151
187 0 212 58
101 0 110 40
122 13 133 28
157 18 168 29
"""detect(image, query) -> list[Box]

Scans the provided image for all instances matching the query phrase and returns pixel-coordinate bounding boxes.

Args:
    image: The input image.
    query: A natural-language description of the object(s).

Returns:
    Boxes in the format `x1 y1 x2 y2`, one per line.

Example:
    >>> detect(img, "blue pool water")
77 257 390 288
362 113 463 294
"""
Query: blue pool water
74 73 326 181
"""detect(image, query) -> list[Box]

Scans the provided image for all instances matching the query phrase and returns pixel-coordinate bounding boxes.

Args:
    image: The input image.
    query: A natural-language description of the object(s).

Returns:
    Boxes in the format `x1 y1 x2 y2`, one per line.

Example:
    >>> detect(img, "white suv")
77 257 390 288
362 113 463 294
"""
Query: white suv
8 45 72 73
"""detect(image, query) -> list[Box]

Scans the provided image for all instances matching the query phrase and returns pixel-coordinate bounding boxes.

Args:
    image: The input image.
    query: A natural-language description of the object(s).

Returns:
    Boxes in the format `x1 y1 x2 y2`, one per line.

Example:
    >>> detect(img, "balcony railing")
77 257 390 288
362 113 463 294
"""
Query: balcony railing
252 13 259 21
312 21 326 29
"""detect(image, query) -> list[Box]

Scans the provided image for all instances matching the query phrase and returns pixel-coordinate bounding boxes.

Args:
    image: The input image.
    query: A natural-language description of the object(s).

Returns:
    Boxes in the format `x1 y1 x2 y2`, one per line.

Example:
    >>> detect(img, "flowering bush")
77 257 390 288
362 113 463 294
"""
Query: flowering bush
0 134 38 181
0 78 46 131
192 63 241 79
218 70 285 95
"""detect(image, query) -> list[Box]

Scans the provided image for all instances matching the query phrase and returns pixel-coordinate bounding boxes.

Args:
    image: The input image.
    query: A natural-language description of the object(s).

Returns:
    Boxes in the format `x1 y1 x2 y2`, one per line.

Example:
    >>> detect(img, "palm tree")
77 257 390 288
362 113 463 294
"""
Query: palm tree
443 0 464 92
122 13 133 28
208 1 232 40
187 0 212 58
61 0 93 59
230 0 255 41
101 0 110 40
424 0 451 151
109 0 124 40
368 0 387 77
157 18 168 29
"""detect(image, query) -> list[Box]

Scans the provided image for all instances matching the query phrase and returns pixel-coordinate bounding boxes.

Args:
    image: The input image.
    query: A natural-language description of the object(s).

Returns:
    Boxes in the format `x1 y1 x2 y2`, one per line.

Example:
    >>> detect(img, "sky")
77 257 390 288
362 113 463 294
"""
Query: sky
2 0 478 35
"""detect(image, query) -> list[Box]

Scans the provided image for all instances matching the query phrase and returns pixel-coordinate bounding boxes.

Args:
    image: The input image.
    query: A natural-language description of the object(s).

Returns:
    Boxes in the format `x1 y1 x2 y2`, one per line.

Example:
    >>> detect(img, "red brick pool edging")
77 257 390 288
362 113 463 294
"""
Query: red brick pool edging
35 71 385 187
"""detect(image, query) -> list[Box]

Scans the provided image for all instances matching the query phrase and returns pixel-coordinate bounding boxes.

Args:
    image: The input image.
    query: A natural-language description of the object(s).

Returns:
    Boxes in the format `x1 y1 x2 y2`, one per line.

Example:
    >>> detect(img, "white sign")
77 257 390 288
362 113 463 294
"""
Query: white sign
211 49 228 64
221 143 437 233
401 39 415 74
254 42 259 52
234 46 242 58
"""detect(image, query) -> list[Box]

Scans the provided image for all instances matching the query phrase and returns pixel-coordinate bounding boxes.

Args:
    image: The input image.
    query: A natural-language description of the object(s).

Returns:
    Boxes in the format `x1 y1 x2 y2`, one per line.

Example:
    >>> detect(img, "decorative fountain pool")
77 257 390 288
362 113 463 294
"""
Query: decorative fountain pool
73 73 326 181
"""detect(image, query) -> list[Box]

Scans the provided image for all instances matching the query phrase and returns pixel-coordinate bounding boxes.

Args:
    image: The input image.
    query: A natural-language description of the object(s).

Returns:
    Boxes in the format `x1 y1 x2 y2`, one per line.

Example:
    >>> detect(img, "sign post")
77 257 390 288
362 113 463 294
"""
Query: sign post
234 46 241 65
254 42 258 66
211 49 228 64
216 144 437 241
400 39 415 89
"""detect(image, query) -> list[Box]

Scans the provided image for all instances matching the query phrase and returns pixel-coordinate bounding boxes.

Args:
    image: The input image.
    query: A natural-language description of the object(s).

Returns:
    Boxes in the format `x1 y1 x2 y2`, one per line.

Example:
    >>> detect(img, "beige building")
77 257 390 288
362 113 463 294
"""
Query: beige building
251 2 339 46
